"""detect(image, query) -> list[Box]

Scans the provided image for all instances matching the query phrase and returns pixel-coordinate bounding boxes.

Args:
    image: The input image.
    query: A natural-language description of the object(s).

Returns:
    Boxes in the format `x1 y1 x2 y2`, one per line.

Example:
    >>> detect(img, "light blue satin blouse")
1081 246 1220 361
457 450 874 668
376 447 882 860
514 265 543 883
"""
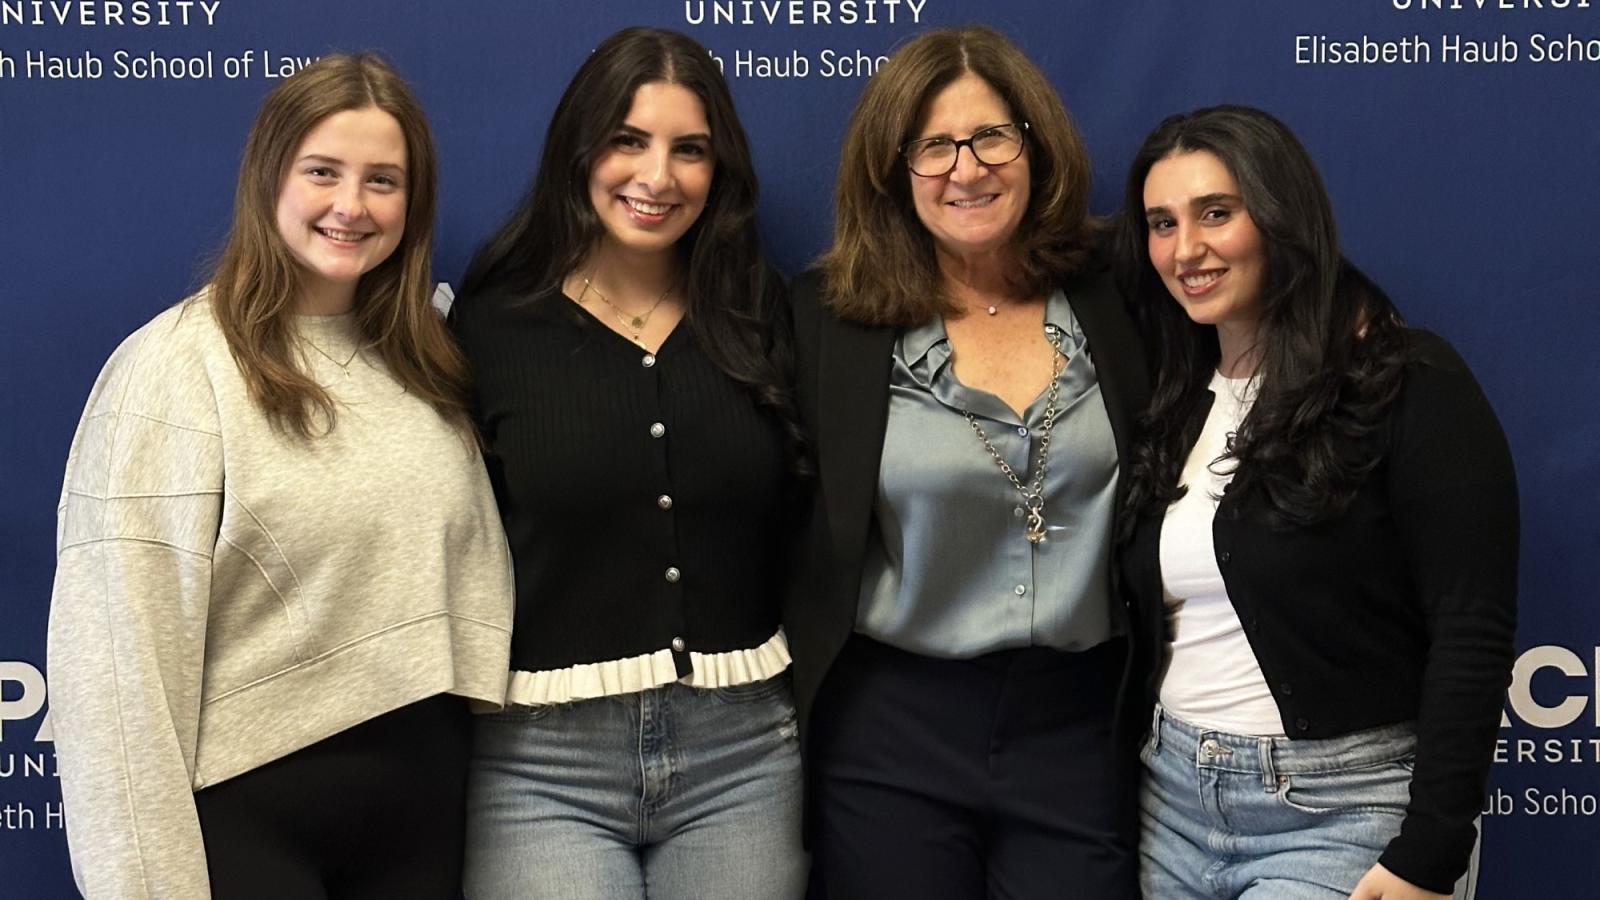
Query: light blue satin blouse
854 288 1121 658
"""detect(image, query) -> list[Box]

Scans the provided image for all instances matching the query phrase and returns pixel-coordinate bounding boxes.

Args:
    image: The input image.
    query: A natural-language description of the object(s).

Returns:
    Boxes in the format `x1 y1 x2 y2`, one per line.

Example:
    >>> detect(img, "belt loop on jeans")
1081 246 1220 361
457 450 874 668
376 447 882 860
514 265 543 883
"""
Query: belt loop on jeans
1148 704 1164 755
1257 737 1278 792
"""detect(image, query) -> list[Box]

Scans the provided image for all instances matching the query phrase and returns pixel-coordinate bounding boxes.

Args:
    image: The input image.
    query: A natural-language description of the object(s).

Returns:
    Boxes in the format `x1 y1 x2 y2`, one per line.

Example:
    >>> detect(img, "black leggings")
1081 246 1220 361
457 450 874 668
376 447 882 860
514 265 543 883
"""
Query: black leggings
194 693 470 899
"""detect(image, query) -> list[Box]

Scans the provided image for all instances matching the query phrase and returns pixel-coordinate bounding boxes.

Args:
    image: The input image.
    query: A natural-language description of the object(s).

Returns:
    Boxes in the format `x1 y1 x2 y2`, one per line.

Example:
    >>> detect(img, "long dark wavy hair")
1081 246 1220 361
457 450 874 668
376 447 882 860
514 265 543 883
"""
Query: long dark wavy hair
457 27 806 473
1114 105 1410 530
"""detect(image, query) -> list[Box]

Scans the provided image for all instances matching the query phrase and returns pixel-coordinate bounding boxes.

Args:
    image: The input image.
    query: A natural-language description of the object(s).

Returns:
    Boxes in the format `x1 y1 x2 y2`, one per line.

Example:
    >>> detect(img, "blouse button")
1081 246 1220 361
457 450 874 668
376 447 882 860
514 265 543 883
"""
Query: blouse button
642 353 657 368
1218 551 1232 565
1295 717 1310 732
657 494 673 510
1016 426 1029 437
1280 682 1294 696
664 566 681 583
1013 584 1027 596
671 637 686 652
649 422 666 438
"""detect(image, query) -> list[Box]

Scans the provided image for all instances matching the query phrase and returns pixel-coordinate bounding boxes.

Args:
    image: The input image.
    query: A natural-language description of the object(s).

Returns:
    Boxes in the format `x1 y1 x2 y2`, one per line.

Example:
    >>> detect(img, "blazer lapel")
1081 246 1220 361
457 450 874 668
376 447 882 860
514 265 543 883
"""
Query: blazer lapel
817 315 896 579
1064 271 1148 467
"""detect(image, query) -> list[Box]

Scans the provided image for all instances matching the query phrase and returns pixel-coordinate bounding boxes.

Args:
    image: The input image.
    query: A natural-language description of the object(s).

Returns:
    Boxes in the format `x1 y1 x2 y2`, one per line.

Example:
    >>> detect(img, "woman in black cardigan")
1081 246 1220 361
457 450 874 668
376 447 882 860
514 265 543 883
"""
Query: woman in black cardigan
450 27 808 900
787 26 1149 898
1114 105 1517 899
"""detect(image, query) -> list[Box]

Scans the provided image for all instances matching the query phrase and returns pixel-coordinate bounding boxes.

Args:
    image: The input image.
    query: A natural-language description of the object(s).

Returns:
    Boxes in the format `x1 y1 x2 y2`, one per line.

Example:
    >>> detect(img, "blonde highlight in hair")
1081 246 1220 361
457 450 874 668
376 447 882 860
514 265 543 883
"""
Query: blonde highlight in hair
206 52 469 437
819 26 1102 326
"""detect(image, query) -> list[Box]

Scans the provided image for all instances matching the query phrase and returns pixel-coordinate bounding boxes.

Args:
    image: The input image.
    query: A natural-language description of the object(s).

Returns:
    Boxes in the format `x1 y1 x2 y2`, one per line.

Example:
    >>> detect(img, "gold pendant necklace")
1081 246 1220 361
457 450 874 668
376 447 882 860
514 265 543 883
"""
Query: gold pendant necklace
303 338 363 378
580 276 673 346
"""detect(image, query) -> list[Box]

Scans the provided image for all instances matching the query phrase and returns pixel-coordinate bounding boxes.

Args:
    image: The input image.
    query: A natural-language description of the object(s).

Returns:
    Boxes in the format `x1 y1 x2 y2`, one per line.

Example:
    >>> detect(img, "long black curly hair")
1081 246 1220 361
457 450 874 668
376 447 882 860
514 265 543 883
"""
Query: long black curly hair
1114 105 1411 530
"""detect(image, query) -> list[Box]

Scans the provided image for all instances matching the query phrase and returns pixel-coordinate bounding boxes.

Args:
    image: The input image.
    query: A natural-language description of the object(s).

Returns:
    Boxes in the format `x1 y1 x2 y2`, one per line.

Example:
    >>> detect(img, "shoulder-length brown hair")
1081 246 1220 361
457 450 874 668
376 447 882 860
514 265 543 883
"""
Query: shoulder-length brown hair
206 52 469 437
819 26 1100 326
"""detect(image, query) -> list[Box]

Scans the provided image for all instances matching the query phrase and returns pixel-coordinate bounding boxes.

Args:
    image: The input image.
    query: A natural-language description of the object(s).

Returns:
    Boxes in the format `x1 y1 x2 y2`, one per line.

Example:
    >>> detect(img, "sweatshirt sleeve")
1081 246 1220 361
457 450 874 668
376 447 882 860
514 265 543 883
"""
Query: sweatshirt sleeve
1376 333 1519 892
48 312 225 900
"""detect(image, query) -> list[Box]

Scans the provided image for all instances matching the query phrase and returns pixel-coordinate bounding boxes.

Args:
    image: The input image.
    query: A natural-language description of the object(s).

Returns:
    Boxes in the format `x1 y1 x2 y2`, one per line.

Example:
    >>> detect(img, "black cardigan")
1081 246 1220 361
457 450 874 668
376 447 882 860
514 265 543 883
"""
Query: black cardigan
785 263 1151 745
452 288 791 675
1119 330 1518 893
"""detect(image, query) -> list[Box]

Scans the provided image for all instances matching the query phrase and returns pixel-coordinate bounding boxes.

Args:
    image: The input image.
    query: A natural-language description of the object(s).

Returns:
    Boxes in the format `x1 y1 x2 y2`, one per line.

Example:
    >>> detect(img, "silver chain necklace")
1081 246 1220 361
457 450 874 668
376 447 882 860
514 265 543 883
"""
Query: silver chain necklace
962 326 1067 544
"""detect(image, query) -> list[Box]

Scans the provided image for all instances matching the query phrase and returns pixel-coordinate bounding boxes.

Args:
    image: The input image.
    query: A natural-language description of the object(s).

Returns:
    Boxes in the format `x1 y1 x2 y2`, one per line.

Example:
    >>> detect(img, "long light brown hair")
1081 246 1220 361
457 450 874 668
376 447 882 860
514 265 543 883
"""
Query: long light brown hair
819 26 1101 326
206 52 469 437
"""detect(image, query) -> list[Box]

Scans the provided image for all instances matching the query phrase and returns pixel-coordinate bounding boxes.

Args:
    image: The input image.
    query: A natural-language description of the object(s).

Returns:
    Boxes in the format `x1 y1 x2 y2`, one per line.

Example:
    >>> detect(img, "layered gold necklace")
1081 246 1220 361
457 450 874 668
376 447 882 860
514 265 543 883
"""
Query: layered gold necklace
579 276 674 346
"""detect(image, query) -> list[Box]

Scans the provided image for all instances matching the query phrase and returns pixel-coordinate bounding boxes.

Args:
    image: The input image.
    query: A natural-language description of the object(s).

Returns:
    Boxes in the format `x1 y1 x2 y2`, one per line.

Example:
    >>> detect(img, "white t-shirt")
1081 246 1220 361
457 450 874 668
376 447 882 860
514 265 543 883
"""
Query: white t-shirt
1156 370 1286 737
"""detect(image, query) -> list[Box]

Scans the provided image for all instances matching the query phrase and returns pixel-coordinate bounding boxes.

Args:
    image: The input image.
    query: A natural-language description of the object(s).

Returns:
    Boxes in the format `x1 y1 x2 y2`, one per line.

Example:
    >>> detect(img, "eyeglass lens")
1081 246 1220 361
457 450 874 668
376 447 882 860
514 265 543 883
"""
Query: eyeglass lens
908 126 1024 175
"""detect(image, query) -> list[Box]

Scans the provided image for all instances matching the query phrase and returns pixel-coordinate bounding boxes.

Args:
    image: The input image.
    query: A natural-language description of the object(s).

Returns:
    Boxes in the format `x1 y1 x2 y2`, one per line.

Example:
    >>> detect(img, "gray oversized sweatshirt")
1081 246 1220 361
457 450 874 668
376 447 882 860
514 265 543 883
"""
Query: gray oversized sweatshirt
47 297 514 899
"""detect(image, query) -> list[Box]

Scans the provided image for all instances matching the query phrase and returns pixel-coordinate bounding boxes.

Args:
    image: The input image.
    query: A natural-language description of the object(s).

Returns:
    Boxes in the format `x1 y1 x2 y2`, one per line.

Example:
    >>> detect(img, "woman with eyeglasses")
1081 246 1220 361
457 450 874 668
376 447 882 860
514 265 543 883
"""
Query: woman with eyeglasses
786 25 1147 898
449 27 808 900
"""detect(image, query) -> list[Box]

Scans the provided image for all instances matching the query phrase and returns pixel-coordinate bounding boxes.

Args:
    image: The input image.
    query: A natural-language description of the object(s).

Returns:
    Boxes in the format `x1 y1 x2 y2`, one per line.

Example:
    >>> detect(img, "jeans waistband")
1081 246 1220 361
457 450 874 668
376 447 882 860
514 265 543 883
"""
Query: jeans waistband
1149 704 1417 779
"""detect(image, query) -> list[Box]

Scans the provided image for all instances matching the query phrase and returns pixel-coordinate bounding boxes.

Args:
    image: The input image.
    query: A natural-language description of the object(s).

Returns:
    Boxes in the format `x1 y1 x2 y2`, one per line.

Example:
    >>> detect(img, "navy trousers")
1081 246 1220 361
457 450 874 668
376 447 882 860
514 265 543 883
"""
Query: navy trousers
808 635 1137 900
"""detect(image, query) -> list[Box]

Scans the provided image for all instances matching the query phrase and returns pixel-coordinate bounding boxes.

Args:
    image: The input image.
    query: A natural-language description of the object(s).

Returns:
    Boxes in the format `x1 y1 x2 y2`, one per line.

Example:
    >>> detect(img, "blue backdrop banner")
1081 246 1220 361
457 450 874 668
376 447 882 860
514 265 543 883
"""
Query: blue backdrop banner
3 2 1597 896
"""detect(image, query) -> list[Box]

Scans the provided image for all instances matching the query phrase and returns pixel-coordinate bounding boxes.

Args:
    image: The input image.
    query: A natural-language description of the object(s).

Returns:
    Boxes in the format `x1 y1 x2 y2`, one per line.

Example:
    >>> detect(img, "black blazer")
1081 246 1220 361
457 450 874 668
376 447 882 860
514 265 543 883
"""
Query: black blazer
784 263 1151 745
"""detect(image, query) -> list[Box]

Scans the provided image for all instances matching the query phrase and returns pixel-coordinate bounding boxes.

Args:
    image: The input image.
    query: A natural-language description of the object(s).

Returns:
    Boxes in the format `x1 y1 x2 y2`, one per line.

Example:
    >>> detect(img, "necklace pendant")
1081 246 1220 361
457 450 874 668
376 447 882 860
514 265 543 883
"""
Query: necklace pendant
986 305 998 316
1025 509 1047 544
630 316 645 329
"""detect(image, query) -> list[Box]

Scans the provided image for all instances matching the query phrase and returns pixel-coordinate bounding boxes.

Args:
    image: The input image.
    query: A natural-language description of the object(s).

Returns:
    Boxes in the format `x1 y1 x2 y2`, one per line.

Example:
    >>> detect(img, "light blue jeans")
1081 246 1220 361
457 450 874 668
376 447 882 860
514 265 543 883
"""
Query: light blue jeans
1139 705 1479 899
463 675 808 900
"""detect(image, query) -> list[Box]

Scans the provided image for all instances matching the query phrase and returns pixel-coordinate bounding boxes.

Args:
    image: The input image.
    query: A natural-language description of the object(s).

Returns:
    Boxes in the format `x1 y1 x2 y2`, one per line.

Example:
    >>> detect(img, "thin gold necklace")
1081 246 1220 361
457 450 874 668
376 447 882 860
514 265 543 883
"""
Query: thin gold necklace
961 289 1014 316
580 275 673 345
303 338 363 378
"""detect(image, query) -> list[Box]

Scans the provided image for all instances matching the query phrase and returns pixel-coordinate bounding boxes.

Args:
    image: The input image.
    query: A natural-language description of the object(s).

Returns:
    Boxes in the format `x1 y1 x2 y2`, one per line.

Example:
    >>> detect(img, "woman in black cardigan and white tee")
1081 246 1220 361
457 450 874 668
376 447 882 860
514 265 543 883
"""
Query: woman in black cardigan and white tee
448 27 808 900
1115 105 1517 900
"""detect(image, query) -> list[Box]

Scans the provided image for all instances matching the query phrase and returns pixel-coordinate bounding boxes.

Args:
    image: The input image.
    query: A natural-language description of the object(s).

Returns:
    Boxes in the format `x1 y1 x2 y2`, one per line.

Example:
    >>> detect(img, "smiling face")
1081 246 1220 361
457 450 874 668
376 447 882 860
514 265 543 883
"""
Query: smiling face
275 106 408 314
1142 149 1267 336
906 73 1030 264
587 80 715 264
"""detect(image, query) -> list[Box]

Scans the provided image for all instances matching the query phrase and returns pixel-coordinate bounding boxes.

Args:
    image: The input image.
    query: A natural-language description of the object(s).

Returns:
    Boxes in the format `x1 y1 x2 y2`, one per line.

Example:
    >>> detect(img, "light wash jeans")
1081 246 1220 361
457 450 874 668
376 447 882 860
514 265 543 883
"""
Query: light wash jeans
1140 705 1479 899
463 674 808 900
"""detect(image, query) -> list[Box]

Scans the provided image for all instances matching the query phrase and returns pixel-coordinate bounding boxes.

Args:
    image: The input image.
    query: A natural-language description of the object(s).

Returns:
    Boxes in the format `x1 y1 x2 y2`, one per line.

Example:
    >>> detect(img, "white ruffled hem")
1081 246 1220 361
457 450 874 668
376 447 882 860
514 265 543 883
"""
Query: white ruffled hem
502 629 792 707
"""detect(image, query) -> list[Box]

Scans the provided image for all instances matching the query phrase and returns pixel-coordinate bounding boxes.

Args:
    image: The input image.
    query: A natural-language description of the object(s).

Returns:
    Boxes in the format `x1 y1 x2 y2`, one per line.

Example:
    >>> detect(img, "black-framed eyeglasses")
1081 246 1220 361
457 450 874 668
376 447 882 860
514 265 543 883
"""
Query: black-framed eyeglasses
900 122 1029 177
